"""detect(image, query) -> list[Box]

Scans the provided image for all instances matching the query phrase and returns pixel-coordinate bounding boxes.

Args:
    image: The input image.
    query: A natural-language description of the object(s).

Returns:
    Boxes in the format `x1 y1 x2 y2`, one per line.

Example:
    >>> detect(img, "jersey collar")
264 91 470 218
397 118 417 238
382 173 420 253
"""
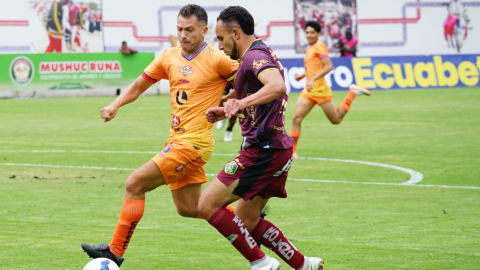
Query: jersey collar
182 42 207 61
240 38 261 60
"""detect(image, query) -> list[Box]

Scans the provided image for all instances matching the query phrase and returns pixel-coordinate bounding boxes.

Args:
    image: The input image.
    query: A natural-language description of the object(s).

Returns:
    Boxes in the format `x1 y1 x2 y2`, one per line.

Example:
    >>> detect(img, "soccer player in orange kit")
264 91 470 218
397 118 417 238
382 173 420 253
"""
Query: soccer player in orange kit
289 21 371 158
81 4 238 267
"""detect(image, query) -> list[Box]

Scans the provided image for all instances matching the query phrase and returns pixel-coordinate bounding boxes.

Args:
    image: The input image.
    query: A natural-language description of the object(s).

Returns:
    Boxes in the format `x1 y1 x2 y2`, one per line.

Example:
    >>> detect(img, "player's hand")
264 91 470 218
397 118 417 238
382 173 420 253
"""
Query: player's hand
100 105 118 122
205 107 226 123
224 98 246 118
306 79 314 92
219 96 229 107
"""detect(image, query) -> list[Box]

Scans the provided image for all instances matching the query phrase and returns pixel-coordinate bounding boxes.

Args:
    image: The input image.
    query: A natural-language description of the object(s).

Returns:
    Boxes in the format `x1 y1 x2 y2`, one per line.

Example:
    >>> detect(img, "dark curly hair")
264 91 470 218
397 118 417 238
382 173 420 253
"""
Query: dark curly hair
305 20 321 33
178 4 208 26
217 6 255 35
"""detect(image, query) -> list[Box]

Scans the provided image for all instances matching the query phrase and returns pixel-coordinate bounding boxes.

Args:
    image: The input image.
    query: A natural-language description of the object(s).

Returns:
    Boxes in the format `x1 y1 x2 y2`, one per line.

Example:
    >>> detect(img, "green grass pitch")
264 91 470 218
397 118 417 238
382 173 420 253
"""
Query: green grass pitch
0 88 479 269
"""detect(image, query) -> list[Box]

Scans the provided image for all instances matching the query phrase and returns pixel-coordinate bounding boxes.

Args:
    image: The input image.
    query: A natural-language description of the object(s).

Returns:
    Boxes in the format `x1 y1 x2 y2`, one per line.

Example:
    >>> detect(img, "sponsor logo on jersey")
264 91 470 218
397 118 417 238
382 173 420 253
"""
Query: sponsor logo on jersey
253 59 270 70
178 79 190 83
179 65 194 76
176 90 188 105
175 164 184 172
9 56 34 86
225 161 238 174
172 114 181 127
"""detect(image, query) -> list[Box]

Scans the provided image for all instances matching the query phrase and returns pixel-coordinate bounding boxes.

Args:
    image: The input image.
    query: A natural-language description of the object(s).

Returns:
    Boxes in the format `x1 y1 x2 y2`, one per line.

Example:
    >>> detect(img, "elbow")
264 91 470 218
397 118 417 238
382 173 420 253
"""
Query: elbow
277 82 287 96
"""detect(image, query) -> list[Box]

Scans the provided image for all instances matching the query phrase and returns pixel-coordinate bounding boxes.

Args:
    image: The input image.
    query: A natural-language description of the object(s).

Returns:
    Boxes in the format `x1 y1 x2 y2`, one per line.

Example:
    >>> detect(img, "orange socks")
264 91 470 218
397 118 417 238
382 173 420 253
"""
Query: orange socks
109 198 145 257
339 92 356 112
196 205 235 219
289 130 301 153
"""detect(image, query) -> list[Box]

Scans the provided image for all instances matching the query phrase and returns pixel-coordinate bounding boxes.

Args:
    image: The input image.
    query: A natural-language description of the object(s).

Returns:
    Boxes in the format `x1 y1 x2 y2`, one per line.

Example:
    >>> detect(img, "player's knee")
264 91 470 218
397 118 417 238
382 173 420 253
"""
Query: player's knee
176 207 198 218
330 118 341 125
197 199 213 219
125 171 147 195
292 114 303 124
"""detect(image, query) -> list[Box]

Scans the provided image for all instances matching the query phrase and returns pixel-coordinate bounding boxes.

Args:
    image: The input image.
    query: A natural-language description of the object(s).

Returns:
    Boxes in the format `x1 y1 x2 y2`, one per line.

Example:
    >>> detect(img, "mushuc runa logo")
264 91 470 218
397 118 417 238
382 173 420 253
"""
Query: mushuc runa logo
9 56 34 86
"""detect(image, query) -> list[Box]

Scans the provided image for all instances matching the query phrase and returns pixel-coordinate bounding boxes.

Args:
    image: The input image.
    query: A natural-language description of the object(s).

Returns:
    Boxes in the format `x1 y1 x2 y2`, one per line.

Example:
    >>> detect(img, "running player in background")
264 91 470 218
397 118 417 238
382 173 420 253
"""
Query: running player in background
201 6 324 270
81 4 238 267
216 84 238 141
289 20 370 159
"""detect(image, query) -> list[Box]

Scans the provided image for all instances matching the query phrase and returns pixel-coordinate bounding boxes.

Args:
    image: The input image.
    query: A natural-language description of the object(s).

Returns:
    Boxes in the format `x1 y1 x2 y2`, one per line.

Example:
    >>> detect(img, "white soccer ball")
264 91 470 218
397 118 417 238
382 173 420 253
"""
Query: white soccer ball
83 258 120 270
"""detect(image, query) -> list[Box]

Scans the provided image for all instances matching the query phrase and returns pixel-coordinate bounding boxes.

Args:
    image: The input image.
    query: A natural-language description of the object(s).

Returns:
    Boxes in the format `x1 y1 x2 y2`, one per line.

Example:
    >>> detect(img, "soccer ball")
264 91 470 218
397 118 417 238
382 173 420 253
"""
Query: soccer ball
83 258 120 270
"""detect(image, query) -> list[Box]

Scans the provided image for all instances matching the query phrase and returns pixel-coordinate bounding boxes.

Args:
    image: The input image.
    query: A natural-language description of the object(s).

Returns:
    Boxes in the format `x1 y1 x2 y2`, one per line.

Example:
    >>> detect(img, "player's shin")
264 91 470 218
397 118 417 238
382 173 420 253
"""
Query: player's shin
208 208 265 262
109 198 145 257
250 218 306 270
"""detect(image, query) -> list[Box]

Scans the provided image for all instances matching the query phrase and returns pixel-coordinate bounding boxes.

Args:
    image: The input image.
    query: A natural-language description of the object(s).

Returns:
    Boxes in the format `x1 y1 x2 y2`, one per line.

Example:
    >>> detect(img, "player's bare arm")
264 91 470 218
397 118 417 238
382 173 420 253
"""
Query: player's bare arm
306 57 333 91
224 69 286 118
100 76 152 122
295 73 306 81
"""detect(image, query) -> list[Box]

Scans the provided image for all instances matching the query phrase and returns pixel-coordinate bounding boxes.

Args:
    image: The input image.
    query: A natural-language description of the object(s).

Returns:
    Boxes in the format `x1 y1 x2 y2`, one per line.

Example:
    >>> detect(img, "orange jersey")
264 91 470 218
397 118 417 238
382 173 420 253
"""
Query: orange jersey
143 43 238 161
302 41 332 97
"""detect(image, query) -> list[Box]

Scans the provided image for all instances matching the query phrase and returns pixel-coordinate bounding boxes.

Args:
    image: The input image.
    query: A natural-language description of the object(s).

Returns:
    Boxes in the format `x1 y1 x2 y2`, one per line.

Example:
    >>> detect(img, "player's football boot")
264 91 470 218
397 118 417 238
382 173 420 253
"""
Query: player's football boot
81 243 124 267
224 131 233 141
348 84 371 96
216 119 225 129
251 255 281 270
300 257 325 270
292 152 299 159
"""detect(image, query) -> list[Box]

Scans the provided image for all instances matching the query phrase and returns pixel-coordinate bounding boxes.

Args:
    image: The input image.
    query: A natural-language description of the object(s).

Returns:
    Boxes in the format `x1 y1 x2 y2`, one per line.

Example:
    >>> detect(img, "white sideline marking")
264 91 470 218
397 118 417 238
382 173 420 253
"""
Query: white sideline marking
0 149 422 185
0 162 478 190
1 149 476 190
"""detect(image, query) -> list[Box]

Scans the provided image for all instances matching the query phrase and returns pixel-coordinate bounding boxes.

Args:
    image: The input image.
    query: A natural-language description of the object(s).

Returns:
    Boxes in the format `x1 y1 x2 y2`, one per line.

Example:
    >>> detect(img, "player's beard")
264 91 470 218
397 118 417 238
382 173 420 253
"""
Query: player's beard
229 37 239 60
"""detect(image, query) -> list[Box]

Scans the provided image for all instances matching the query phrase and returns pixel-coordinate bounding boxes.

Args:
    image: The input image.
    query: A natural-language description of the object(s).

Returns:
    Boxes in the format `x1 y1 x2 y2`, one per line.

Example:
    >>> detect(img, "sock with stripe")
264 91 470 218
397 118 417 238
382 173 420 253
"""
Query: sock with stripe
208 208 265 262
250 218 305 270
109 198 145 257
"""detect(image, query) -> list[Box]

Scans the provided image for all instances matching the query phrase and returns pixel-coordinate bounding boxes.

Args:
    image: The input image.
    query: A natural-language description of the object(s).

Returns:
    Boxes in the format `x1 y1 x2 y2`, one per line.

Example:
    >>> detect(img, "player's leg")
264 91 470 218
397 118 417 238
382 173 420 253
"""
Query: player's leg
321 84 370 125
320 100 344 124
237 197 324 270
171 183 203 218
198 178 278 270
290 94 314 158
82 160 166 265
224 115 237 141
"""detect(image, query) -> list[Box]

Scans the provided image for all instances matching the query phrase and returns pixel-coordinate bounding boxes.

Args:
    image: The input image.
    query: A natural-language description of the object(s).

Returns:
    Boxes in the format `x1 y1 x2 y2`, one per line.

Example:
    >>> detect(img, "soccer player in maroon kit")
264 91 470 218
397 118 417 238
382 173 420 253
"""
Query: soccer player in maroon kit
201 6 325 270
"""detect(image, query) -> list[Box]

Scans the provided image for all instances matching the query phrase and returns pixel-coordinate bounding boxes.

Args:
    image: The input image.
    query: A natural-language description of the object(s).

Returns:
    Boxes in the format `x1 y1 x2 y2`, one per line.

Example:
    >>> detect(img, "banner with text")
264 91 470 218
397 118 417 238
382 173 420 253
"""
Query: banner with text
283 54 480 92
0 52 154 90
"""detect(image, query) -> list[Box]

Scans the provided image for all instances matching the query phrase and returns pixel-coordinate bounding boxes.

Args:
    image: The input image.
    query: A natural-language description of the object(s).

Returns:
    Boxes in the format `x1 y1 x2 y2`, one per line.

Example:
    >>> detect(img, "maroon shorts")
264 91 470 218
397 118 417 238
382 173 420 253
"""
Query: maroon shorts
217 145 293 200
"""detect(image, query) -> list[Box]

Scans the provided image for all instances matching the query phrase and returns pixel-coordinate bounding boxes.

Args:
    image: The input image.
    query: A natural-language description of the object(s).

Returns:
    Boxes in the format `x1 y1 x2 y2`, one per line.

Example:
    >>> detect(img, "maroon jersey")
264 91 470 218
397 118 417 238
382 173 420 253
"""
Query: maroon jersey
234 39 293 150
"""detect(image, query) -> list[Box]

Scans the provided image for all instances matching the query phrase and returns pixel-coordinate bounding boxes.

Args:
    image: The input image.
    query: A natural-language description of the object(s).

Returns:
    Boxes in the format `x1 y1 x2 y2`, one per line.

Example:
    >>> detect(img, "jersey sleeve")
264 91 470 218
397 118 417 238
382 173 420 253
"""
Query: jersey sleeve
142 50 169 83
245 48 278 78
216 53 238 84
316 43 329 60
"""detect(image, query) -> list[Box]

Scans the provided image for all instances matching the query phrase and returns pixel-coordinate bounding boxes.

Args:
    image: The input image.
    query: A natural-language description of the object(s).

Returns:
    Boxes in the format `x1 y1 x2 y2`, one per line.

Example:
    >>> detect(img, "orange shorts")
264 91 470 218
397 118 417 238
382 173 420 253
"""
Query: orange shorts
151 138 208 191
300 91 333 107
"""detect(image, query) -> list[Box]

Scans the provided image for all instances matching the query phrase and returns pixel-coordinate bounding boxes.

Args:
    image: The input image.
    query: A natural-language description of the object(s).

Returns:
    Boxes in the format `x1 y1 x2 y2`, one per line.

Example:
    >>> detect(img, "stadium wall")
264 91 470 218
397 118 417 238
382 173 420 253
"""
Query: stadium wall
1 0 480 95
